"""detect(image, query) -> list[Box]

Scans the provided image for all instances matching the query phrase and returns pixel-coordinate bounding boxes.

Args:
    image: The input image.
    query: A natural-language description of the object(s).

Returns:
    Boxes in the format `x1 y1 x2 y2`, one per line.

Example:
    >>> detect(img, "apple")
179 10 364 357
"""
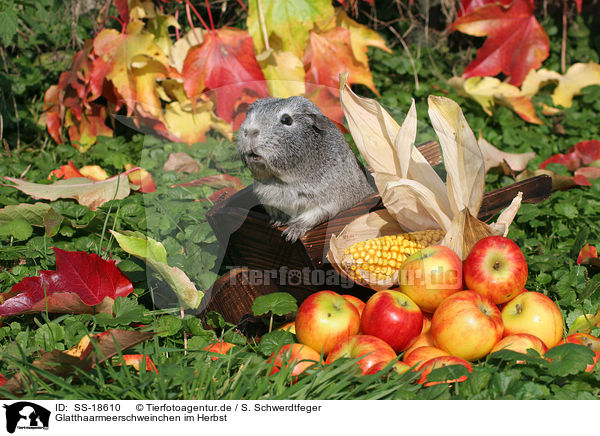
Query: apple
364 360 411 376
489 333 548 363
416 356 473 386
360 290 423 352
501 291 564 349
555 333 600 372
325 334 397 375
421 313 432 334
403 346 451 368
268 343 321 377
405 331 436 353
399 245 463 313
276 321 296 334
342 294 366 317
463 236 528 305
431 290 503 361
295 290 360 355
204 341 236 361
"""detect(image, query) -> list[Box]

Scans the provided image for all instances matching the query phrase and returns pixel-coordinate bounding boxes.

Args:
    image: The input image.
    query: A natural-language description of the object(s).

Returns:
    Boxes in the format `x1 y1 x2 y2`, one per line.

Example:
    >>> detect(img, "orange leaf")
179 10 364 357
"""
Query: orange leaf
303 26 378 95
48 161 83 180
121 354 158 373
452 0 549 86
124 164 156 193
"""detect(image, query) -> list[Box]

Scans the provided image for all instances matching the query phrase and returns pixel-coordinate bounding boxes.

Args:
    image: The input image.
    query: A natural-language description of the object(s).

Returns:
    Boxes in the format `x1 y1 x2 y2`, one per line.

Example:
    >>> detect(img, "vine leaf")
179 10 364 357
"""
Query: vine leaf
452 0 549 86
182 27 269 129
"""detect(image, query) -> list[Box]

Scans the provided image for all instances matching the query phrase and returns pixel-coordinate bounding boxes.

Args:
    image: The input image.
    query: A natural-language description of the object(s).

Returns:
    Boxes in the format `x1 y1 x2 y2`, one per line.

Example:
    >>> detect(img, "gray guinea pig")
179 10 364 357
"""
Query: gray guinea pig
236 96 375 242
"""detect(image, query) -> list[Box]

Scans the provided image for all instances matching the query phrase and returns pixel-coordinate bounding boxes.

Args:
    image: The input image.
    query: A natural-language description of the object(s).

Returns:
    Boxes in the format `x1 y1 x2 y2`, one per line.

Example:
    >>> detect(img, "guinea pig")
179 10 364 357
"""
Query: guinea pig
236 96 375 242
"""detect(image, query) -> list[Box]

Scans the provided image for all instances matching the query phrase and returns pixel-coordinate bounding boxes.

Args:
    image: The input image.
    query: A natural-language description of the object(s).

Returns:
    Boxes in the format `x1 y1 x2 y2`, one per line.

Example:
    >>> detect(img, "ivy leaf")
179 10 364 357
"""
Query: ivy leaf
252 292 298 317
257 330 295 357
0 5 18 45
544 343 596 376
452 0 549 86
553 201 579 219
0 248 134 317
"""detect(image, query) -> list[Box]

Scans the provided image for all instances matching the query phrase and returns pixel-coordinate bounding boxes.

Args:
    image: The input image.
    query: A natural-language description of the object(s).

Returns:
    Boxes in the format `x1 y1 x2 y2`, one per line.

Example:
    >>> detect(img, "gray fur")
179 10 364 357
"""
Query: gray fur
236 96 375 242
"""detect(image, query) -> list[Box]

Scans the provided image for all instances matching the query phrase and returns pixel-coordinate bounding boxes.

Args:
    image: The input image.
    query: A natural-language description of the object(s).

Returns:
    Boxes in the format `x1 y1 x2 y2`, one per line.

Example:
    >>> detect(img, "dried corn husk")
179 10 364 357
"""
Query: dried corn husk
328 74 523 289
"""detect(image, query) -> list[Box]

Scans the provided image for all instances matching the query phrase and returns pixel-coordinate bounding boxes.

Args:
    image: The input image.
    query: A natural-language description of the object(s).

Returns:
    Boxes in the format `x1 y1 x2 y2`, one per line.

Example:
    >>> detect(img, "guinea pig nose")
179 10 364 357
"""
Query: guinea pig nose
245 128 259 138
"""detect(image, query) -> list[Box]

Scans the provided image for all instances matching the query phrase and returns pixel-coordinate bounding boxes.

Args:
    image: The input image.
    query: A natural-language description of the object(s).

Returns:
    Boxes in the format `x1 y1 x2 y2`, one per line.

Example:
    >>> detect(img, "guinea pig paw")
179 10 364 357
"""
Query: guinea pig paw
282 225 308 243
270 218 285 228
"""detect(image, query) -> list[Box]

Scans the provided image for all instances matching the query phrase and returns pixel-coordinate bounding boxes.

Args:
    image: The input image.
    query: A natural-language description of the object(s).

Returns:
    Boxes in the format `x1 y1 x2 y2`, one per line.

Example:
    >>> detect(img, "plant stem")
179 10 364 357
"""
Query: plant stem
561 0 567 73
256 0 270 51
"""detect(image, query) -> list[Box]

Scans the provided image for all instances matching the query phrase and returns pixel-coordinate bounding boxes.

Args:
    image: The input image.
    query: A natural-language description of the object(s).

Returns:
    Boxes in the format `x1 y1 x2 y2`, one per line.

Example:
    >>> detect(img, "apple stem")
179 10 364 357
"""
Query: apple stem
493 261 501 270
515 303 522 315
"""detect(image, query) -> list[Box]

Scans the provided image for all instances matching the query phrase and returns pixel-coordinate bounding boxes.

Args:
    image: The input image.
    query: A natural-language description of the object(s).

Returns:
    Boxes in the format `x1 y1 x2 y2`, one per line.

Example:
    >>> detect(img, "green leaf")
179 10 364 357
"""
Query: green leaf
553 201 579 219
110 230 203 309
0 218 33 240
156 315 183 338
252 292 298 317
0 202 52 226
43 207 64 237
257 330 295 357
0 7 18 45
544 343 596 376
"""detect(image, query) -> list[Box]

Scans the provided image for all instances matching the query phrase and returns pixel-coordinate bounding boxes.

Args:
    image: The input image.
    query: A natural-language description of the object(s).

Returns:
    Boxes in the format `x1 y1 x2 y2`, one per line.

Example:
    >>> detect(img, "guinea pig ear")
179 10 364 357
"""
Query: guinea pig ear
308 113 330 132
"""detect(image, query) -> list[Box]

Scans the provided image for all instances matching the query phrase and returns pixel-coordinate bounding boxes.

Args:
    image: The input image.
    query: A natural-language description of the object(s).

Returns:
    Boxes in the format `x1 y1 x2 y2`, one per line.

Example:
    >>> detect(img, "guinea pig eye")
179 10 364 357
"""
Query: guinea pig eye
280 114 293 125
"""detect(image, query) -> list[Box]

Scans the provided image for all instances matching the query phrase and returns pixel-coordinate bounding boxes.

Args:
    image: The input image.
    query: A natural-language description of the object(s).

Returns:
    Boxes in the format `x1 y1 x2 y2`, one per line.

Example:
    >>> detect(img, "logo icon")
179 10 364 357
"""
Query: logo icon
3 402 50 433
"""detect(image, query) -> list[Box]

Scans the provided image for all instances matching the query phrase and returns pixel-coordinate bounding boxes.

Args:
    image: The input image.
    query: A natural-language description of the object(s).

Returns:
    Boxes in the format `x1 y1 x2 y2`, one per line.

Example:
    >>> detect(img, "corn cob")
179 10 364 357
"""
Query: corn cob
341 229 445 283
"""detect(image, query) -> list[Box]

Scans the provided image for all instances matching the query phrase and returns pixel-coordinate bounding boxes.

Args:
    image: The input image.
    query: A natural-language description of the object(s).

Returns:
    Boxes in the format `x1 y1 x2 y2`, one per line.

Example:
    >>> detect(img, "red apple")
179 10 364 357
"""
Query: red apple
403 346 451 368
204 341 236 361
268 343 322 377
325 335 397 375
501 291 564 349
490 333 548 362
295 290 360 355
464 236 528 305
431 290 503 361
399 245 463 313
342 294 366 317
416 356 473 386
365 360 411 375
360 290 423 352
555 333 600 372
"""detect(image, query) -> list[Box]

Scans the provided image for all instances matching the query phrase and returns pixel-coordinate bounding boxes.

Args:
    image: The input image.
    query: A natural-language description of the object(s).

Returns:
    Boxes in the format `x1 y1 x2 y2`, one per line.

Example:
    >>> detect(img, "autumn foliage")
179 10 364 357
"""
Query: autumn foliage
39 0 390 149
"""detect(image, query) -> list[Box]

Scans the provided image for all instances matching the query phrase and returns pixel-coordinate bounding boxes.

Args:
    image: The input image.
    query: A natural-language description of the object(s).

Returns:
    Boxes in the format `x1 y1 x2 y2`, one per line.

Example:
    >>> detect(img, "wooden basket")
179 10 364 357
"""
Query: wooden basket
203 142 552 323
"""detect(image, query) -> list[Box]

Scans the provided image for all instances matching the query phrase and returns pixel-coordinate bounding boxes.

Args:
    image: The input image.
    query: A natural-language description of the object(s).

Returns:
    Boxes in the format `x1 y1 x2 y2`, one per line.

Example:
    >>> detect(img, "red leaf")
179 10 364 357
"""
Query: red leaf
575 166 600 182
578 244 599 265
458 0 512 16
573 174 592 186
171 174 245 190
0 248 133 317
539 152 582 171
114 0 129 22
48 161 83 180
209 187 238 203
182 28 268 127
573 0 582 12
452 0 550 86
574 140 600 165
